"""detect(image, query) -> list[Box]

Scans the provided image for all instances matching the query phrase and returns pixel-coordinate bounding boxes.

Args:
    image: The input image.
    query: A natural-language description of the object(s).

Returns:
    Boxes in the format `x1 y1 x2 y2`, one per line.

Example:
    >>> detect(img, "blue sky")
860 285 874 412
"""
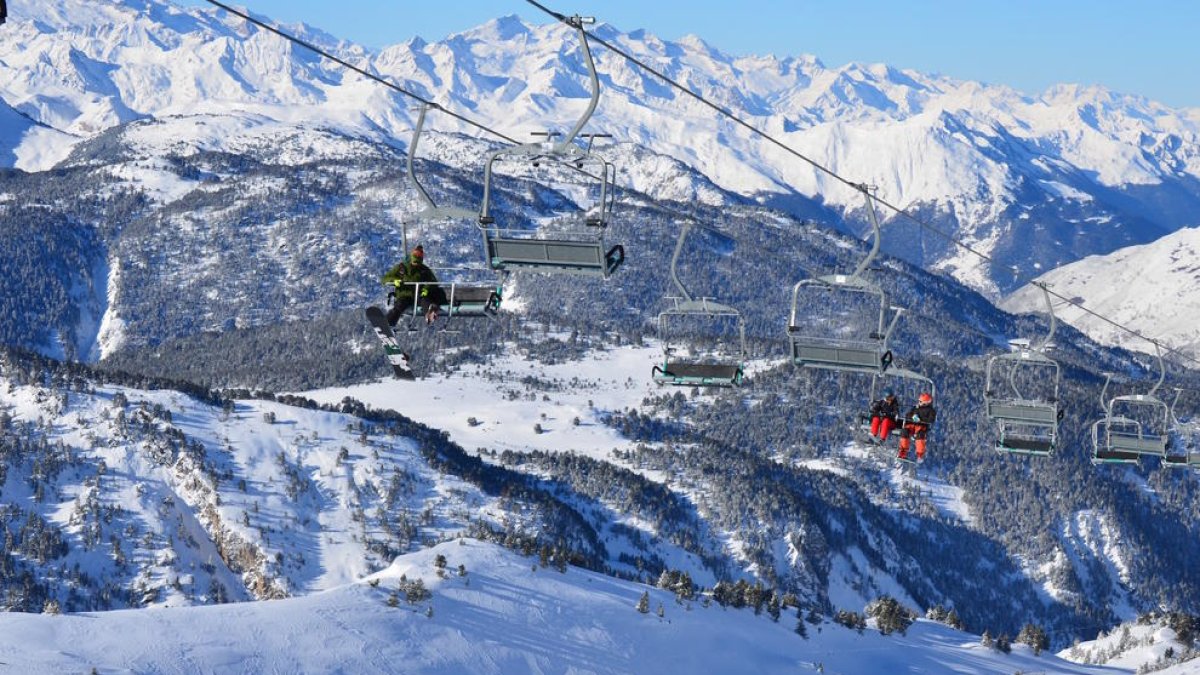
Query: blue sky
178 1 1200 108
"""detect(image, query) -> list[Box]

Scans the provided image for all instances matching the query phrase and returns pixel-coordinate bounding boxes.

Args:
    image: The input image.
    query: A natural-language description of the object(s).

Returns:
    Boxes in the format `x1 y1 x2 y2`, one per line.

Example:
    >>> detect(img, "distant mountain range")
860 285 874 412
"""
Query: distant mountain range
3 0 1200 295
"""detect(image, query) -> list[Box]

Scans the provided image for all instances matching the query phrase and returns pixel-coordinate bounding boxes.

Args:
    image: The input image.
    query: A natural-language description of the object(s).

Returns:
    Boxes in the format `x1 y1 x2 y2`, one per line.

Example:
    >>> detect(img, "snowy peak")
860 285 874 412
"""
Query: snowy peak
1003 225 1200 357
3 1 1200 292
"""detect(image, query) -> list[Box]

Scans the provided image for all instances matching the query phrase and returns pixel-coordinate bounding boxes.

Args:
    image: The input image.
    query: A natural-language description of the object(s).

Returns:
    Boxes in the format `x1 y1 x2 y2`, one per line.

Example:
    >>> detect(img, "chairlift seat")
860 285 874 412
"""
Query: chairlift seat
652 362 744 387
995 437 1054 456
1091 448 1142 464
1107 430 1168 457
987 400 1059 426
443 284 501 317
1162 454 1198 468
789 336 891 374
487 238 624 278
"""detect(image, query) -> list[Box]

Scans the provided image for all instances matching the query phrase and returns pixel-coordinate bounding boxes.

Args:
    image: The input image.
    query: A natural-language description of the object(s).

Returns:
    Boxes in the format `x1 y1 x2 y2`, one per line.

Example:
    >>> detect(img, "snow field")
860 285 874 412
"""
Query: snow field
0 539 1120 674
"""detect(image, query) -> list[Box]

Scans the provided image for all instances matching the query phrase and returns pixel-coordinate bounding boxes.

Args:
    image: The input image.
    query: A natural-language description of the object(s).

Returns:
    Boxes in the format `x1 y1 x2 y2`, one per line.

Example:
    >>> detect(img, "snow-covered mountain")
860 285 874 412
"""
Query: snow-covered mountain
1003 225 1200 359
4 0 1200 293
0 538 1126 675
8 2 1200 667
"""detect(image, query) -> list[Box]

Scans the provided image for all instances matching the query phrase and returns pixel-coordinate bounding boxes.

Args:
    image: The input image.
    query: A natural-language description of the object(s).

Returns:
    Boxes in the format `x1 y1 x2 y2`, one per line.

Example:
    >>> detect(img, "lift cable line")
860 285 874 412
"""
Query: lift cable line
201 0 520 146
524 0 1200 371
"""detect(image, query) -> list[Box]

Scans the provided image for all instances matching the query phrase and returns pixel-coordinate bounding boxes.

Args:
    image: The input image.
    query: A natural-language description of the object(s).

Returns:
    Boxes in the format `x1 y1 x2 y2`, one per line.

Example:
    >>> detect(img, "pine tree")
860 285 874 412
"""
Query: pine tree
795 608 809 639
945 609 964 631
866 596 914 636
981 630 994 649
636 591 650 614
996 633 1012 653
1017 623 1049 656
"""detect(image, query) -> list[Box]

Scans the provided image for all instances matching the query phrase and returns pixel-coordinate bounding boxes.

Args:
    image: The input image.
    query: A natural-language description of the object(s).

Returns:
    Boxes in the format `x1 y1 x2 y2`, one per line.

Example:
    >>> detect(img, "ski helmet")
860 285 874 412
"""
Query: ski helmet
918 392 933 405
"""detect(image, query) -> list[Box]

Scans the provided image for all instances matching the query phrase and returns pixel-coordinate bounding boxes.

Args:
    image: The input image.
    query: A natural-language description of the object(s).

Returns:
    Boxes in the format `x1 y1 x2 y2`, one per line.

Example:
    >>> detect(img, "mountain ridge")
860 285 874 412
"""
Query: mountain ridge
3 1 1200 292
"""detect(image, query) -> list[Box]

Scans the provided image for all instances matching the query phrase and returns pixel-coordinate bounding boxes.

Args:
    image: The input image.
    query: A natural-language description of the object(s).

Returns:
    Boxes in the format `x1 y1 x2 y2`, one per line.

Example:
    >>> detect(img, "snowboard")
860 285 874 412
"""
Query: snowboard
365 306 415 380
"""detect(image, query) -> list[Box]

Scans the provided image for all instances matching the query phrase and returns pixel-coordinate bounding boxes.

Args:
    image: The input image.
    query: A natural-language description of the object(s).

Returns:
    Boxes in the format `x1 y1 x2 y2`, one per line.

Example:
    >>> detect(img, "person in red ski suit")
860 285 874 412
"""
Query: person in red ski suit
898 392 936 461
869 390 900 443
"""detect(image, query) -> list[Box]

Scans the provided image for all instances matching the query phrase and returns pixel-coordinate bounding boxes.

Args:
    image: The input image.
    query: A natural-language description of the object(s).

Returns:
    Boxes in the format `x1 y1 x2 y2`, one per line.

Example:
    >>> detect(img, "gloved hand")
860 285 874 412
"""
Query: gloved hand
911 414 920 422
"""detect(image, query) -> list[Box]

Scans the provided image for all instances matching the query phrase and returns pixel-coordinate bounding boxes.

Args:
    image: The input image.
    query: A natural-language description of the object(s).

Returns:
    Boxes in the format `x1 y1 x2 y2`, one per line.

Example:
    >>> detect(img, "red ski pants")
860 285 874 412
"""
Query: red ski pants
870 416 896 441
898 423 929 459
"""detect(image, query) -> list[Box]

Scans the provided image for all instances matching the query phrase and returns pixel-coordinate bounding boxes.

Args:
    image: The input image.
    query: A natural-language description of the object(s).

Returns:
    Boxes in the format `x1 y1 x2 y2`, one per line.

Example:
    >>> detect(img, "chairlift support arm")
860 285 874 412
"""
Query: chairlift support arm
1099 373 1114 416
852 185 883 281
1149 342 1165 399
1035 282 1057 353
558 15 599 153
405 104 477 222
669 221 695 303
478 16 606 225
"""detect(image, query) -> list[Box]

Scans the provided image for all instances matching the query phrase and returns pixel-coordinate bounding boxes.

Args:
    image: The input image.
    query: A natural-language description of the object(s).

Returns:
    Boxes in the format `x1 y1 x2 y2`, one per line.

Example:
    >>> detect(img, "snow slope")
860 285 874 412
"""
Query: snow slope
0 365 507 607
0 538 1118 674
305 343 663 464
1003 225 1200 358
1061 618 1200 673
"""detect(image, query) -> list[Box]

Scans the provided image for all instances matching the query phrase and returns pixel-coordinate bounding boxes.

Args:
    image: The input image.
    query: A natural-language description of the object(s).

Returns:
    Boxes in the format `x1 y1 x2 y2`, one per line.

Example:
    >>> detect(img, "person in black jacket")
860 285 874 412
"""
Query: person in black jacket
898 392 936 461
380 245 447 328
868 390 900 443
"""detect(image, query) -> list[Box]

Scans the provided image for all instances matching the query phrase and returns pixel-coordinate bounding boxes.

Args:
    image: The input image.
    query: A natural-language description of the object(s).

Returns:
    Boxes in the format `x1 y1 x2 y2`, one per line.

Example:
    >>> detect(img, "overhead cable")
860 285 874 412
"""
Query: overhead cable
201 0 519 145
524 0 1200 370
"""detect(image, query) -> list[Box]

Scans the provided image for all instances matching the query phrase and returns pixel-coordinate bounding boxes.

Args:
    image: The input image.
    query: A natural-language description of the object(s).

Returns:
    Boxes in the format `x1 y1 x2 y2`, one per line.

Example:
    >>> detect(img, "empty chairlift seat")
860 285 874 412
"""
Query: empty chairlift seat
788 187 903 376
484 236 624 278
986 288 1064 458
652 223 747 389
476 17 624 280
788 278 901 376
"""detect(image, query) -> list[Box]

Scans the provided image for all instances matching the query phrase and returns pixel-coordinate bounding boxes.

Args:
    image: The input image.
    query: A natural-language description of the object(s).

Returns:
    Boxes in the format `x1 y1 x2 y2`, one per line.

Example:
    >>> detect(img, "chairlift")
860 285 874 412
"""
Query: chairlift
392 104 502 331
1091 346 1172 464
856 366 936 447
1163 388 1200 469
651 222 746 388
985 284 1064 456
477 15 624 278
788 186 903 375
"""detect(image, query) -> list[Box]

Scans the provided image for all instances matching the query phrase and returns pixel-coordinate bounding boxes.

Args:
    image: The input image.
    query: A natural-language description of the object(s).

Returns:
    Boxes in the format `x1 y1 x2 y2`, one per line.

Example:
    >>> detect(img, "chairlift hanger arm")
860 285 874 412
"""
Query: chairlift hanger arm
1149 341 1166 398
557 15 600 153
668 221 695 302
405 104 478 221
1033 282 1057 352
408 104 436 212
851 184 882 281
1099 373 1114 415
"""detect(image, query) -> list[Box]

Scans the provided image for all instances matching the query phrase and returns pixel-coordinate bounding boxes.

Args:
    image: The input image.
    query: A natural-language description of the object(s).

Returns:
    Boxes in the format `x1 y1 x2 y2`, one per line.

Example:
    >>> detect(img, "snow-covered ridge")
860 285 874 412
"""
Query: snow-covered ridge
4 0 1200 292
0 538 1118 674
1003 225 1200 358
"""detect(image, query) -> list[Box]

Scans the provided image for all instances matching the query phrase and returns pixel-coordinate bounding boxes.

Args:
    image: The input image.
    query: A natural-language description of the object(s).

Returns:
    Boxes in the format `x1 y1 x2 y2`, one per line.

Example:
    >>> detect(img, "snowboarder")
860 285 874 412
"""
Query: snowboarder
897 392 936 462
868 390 900 443
381 245 446 328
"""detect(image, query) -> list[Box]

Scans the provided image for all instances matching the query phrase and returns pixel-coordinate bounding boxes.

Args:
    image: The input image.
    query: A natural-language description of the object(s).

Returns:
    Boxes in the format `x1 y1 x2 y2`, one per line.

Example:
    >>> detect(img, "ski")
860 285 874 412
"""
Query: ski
364 306 415 380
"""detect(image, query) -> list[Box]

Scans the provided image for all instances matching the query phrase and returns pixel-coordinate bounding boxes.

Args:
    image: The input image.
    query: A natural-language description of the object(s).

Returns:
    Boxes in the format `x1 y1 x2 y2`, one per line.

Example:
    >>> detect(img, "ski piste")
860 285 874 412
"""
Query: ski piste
365 306 415 380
